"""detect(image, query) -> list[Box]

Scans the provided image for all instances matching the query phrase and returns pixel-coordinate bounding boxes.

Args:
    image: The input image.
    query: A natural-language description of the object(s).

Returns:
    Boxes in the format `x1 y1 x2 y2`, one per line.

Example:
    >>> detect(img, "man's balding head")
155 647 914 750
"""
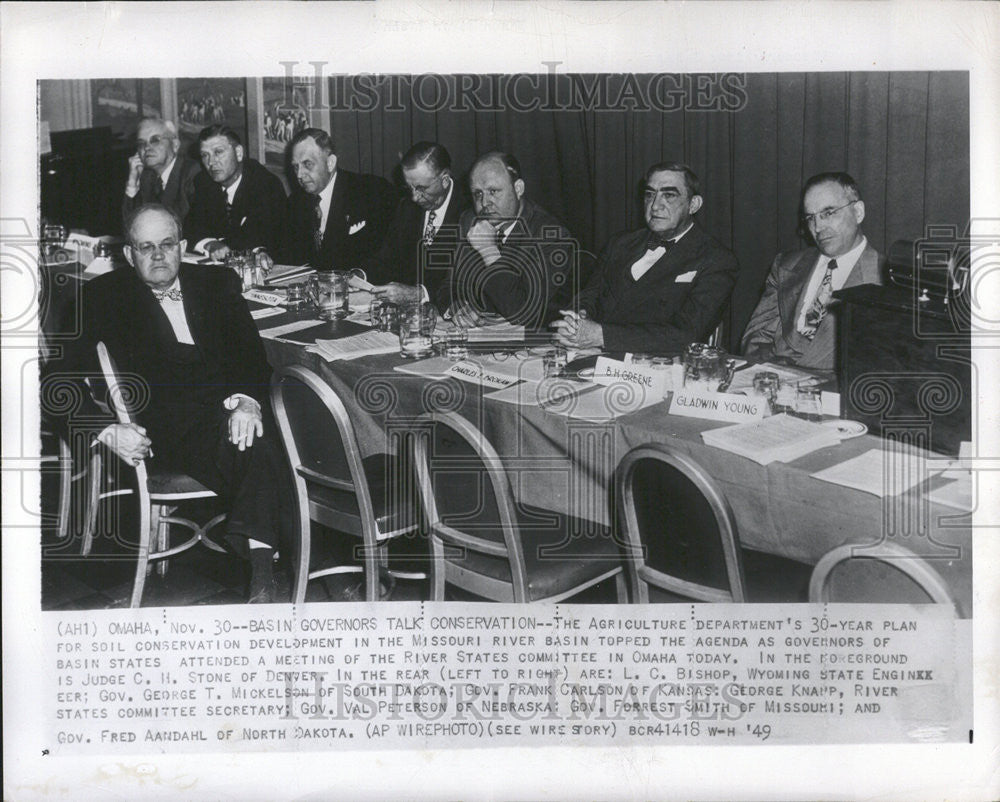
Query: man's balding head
136 118 179 174
469 151 524 222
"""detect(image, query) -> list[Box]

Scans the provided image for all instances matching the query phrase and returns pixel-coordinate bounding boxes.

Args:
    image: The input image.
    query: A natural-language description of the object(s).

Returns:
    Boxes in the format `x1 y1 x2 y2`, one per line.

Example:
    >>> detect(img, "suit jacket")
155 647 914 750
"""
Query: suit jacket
45 264 271 447
185 158 288 254
122 154 201 225
360 192 468 302
576 224 740 353
438 198 577 329
741 242 884 371
283 169 398 270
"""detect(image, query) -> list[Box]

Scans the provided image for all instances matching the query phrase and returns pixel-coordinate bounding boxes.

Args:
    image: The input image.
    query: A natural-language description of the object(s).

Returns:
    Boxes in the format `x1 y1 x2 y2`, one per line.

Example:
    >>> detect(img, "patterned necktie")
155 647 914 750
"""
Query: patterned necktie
803 258 838 337
311 196 324 253
423 210 437 245
152 288 183 302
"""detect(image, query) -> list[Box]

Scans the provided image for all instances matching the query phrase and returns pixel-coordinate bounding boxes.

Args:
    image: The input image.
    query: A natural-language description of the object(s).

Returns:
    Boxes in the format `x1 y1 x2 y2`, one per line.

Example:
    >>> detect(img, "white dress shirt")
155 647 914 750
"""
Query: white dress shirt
630 222 694 280
795 236 868 333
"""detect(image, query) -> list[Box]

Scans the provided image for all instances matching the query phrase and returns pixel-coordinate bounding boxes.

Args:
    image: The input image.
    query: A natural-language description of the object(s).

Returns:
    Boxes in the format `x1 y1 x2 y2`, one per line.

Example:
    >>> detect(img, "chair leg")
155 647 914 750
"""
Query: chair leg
56 439 73 543
292 515 311 605
80 451 102 557
131 501 153 608
146 504 162 578
155 506 171 578
430 536 446 601
614 571 628 603
364 540 379 603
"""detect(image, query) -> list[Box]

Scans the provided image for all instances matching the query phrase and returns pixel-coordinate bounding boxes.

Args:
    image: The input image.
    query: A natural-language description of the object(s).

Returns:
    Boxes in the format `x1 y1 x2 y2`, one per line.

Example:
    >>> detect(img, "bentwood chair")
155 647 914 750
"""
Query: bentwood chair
616 444 812 603
809 542 959 614
412 411 627 603
96 341 228 607
270 364 424 603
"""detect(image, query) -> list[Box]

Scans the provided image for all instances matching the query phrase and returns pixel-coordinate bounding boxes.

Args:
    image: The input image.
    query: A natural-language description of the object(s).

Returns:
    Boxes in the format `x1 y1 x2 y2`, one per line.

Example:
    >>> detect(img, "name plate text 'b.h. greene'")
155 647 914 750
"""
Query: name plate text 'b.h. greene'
670 389 766 423
594 357 669 398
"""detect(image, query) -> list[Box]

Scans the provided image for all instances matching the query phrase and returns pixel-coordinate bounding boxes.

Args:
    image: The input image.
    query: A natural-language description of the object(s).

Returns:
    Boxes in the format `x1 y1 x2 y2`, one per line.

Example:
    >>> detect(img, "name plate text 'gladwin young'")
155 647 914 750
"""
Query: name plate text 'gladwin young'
669 389 766 423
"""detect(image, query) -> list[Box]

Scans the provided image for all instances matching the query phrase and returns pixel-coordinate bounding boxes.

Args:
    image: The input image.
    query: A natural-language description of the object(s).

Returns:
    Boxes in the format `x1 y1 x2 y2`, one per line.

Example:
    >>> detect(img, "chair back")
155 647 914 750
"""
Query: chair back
270 364 377 538
809 542 958 613
96 340 151 533
412 411 530 600
616 443 746 602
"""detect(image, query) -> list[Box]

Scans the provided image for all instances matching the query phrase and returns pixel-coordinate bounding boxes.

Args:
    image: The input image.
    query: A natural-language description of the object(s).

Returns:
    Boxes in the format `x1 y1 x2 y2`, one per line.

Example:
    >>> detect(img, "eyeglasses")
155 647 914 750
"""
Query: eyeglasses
132 238 179 256
406 173 446 198
137 135 167 150
802 201 856 227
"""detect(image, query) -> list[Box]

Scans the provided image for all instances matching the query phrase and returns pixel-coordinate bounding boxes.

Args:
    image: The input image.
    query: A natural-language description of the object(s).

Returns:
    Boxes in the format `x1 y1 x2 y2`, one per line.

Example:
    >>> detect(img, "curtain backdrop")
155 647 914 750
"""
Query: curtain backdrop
325 71 969 350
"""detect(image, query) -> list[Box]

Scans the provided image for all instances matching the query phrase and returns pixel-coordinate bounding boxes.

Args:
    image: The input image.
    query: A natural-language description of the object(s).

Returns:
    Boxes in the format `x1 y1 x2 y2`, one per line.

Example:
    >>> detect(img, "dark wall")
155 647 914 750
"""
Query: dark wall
326 71 970 350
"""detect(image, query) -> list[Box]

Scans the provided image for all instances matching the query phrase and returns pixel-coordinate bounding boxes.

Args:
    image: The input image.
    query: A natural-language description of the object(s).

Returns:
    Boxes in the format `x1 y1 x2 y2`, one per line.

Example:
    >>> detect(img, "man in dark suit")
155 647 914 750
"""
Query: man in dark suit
282 128 398 271
185 125 287 269
49 204 286 603
441 151 578 329
741 172 884 371
121 118 200 226
363 141 467 306
553 162 739 352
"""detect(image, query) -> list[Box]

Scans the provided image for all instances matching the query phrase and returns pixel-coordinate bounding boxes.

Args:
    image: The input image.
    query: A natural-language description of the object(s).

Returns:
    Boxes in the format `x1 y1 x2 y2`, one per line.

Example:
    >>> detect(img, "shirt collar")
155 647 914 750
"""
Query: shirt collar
820 235 868 273
318 171 337 209
426 181 454 225
647 221 693 249
223 173 243 204
158 156 177 187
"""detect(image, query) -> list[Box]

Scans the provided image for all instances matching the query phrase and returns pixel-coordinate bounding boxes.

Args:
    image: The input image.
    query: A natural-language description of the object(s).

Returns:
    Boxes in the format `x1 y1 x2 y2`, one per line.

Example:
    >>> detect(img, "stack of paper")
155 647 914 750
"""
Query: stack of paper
810 448 928 497
467 322 526 342
313 331 400 362
701 413 841 464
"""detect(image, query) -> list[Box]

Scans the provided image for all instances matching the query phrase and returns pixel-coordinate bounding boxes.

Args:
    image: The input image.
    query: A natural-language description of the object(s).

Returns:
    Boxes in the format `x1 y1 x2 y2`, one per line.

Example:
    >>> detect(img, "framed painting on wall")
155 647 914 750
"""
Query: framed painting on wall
90 78 162 138
175 77 248 155
260 75 313 170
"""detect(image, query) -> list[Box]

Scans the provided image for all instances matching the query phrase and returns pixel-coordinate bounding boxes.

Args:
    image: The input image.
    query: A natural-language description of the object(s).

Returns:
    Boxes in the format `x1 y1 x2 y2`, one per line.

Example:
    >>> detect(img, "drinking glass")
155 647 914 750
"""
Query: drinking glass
314 271 350 321
751 371 780 416
285 282 309 311
794 386 822 421
682 343 736 393
542 346 568 378
444 327 469 361
399 302 436 358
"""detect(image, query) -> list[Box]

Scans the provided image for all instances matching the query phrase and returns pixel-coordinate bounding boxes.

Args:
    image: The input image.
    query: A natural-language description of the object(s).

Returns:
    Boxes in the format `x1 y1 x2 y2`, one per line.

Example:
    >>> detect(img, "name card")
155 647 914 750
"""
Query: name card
669 390 766 422
593 357 669 398
243 289 285 306
445 361 519 389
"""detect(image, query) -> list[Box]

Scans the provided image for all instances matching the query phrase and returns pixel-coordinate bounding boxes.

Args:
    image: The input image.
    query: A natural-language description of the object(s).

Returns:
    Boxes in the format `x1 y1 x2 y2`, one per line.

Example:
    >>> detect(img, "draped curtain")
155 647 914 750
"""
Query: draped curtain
327 71 967 350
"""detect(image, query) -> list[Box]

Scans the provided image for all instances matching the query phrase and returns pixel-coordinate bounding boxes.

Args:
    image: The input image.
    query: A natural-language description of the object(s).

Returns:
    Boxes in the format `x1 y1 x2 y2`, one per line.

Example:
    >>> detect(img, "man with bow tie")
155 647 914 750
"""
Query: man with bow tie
553 162 738 352
122 118 200 226
282 128 397 271
50 204 288 603
741 172 884 370
363 141 467 306
442 151 579 329
185 125 287 270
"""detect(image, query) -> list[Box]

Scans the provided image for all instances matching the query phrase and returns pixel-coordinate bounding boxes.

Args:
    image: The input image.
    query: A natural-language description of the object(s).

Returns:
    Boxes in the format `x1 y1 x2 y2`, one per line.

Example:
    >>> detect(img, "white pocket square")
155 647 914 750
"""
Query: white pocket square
348 220 367 235
675 270 698 283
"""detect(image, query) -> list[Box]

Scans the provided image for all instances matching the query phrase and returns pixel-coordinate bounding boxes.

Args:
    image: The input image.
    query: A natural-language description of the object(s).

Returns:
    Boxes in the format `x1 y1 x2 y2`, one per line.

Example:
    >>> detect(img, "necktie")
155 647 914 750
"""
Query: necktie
152 288 183 302
802 258 838 338
311 196 324 253
223 187 234 230
423 210 437 245
152 175 164 202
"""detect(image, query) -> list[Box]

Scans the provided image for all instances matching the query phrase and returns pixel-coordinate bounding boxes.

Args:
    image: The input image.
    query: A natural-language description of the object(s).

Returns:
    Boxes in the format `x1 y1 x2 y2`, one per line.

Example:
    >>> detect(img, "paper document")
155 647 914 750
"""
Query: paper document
924 472 973 511
349 274 374 292
265 264 314 284
313 331 399 361
701 413 841 464
467 322 527 342
810 448 928 497
486 378 590 407
243 289 285 306
258 319 324 339
251 307 285 321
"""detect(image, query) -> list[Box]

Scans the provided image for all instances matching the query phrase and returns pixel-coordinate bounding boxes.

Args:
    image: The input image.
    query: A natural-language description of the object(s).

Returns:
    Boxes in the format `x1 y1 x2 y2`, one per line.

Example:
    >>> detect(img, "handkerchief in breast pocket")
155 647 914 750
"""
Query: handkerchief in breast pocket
348 220 367 235
674 270 697 283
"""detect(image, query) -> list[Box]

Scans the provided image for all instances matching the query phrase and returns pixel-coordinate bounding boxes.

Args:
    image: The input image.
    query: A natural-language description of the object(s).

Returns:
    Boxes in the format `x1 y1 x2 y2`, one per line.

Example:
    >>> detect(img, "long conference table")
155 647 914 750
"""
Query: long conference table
40 257 974 616
242 282 974 617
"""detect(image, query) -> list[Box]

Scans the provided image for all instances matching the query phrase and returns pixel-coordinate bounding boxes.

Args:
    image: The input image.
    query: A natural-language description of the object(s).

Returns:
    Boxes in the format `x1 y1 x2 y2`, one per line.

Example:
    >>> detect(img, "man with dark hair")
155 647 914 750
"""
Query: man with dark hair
185 124 287 268
363 140 468 306
122 118 200 225
441 150 577 329
48 204 288 603
283 127 397 271
741 171 884 370
553 162 739 352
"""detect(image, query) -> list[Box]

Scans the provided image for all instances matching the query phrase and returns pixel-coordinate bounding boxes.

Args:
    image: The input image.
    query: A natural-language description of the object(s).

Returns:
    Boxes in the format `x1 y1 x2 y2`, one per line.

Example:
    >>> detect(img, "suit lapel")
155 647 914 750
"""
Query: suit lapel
779 249 819 336
178 267 209 351
843 244 879 289
324 170 348 251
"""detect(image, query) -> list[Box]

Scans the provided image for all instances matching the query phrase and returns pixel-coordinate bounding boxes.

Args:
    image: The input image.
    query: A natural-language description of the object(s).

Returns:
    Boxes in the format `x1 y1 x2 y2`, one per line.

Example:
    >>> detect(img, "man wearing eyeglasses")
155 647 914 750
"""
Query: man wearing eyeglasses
741 172 884 371
553 162 738 352
122 118 200 226
364 141 467 306
47 204 288 604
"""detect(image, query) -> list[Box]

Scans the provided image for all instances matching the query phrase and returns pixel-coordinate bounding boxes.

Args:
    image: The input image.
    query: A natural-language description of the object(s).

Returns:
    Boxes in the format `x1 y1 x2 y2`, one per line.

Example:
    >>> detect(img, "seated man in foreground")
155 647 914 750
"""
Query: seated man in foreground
741 171 884 371
553 162 739 353
441 151 578 329
47 204 288 603
185 125 287 270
